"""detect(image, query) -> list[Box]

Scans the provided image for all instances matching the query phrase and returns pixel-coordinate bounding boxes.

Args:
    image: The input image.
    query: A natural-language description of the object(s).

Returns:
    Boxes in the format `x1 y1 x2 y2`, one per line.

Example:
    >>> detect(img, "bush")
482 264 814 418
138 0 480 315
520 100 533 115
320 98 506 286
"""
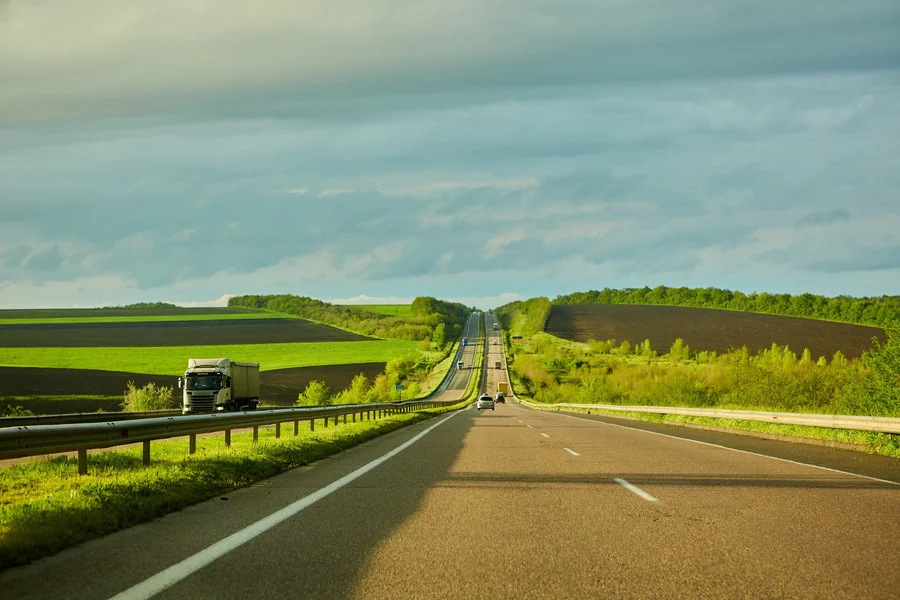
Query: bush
122 381 174 412
296 380 333 406
0 404 35 417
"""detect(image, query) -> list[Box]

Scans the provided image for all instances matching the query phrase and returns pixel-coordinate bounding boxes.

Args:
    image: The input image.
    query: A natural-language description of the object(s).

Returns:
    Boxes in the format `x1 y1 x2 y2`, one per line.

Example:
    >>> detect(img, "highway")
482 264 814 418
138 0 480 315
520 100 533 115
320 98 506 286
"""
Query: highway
1 313 898 599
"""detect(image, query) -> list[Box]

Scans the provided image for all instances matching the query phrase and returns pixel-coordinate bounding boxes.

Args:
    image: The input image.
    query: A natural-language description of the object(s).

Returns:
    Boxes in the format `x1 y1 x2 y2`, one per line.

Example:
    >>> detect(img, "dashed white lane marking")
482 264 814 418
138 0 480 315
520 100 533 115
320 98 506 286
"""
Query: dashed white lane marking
543 410 900 487
109 410 464 600
541 433 550 438
614 478 659 503
526 424 533 428
564 448 580 456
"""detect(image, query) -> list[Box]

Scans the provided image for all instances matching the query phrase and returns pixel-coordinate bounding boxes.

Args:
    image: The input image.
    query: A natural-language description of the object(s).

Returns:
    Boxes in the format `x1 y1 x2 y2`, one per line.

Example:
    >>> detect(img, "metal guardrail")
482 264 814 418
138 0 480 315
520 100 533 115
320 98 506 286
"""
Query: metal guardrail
0 314 484 474
516 399 900 434
0 400 457 474
0 404 311 428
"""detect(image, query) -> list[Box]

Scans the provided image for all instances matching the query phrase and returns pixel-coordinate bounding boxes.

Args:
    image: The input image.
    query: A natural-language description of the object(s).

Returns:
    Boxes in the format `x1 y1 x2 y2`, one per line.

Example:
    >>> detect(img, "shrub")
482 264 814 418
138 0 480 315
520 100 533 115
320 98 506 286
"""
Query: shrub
0 404 35 417
296 380 333 406
122 381 174 412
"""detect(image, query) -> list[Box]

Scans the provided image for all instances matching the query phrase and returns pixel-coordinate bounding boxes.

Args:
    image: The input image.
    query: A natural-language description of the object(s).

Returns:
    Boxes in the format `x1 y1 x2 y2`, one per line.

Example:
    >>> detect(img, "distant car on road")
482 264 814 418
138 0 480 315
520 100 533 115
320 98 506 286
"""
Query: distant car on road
457 361 464 370
476 394 495 410
495 392 506 403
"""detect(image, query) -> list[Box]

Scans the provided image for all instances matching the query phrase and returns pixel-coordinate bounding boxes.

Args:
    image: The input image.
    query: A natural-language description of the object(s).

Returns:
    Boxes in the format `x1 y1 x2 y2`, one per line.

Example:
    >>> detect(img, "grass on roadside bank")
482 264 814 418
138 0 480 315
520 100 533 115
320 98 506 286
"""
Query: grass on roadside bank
0 399 471 571
527 404 900 458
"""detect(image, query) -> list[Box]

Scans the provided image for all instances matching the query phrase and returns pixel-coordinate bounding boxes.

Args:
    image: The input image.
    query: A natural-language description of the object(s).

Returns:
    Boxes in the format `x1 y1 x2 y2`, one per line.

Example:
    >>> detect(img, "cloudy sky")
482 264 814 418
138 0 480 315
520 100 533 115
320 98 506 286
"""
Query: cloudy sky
1 1 899 309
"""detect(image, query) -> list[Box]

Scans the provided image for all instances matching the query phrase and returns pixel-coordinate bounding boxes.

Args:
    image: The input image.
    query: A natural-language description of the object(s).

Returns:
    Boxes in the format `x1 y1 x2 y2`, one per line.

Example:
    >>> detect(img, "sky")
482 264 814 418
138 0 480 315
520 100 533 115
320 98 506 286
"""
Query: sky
1 1 899 310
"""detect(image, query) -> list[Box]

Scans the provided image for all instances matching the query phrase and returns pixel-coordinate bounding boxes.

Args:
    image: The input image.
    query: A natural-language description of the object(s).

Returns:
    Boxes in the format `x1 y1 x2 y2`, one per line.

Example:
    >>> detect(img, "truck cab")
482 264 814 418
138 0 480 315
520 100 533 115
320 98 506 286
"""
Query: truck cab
180 358 260 414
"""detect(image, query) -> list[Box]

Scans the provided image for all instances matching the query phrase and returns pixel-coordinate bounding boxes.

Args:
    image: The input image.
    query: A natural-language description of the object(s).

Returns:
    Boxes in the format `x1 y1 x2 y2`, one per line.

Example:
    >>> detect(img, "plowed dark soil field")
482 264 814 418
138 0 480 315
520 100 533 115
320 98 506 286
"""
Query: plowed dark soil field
0 318 370 347
546 304 886 359
0 363 387 414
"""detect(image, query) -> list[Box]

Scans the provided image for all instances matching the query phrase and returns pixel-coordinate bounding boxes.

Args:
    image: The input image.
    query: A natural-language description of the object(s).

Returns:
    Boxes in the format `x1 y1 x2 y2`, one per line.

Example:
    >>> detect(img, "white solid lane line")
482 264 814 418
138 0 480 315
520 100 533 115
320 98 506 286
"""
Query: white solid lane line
564 448 580 456
541 433 550 438
546 410 900 487
614 478 659 503
109 410 464 600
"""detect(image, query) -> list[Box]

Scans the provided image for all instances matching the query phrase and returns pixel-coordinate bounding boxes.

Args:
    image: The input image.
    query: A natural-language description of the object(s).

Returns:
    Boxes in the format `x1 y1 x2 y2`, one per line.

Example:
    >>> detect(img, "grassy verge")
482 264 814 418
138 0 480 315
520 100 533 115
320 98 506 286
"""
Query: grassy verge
419 342 460 396
0 340 420 375
525 403 900 458
0 399 470 570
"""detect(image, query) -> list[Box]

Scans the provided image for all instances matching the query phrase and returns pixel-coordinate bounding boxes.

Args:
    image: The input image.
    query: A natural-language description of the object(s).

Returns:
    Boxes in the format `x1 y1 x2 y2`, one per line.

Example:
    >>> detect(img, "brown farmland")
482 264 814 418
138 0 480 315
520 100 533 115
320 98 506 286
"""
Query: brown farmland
545 304 886 359
0 307 258 319
0 363 387 414
0 318 370 348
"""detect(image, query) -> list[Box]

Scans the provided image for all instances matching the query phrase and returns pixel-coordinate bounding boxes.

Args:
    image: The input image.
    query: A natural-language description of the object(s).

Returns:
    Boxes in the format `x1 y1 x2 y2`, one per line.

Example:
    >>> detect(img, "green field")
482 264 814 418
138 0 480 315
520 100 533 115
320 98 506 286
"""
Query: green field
0 340 420 376
349 304 415 317
0 308 296 325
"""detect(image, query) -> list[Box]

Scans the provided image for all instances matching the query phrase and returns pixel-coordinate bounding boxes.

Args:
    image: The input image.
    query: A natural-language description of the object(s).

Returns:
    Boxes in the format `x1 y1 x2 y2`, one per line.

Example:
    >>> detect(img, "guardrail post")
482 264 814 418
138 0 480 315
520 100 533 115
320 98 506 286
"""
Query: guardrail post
253 425 259 443
78 449 87 475
343 414 347 424
225 429 231 447
275 423 281 439
294 420 299 436
142 441 151 467
189 434 196 454
324 417 328 428
352 412 356 423
310 419 315 431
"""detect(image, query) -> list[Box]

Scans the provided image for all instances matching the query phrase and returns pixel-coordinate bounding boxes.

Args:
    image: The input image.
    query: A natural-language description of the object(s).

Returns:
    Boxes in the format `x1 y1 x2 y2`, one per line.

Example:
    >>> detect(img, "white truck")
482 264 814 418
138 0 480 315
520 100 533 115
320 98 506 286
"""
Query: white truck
179 358 260 414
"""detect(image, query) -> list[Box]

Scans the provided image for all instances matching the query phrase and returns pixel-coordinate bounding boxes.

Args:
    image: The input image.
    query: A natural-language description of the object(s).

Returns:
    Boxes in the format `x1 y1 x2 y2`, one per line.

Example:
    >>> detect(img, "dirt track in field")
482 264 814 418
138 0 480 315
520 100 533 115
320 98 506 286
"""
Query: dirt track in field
0 363 387 414
0 318 370 347
545 304 886 359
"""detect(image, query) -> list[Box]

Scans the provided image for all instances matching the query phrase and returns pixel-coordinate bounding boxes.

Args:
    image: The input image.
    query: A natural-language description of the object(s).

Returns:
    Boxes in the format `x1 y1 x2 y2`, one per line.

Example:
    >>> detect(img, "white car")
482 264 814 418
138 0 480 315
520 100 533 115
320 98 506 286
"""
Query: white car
476 394 495 410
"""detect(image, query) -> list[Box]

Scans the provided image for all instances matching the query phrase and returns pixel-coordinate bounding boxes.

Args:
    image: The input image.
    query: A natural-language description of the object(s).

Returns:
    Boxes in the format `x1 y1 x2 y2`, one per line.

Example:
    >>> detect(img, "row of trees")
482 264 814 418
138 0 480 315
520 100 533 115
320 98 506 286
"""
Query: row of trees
553 287 900 328
228 294 470 343
296 353 426 406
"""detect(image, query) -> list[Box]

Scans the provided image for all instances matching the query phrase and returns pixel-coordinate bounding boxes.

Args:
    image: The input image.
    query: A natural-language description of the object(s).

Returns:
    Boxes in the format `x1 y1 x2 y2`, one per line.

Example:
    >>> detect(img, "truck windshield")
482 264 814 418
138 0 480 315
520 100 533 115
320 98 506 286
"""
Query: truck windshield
186 376 222 390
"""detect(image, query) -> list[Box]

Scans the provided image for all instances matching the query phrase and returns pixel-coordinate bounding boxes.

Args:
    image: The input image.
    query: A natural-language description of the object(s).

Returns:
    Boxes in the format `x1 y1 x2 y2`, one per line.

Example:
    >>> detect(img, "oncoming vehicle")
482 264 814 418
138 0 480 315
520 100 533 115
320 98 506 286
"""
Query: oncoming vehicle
457 360 464 370
476 394 495 410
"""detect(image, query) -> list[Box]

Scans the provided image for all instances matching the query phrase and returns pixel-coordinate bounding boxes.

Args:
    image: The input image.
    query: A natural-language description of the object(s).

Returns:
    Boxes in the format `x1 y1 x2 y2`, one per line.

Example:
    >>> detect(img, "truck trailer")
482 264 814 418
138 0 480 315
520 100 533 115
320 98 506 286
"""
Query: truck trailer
497 381 509 395
179 358 260 414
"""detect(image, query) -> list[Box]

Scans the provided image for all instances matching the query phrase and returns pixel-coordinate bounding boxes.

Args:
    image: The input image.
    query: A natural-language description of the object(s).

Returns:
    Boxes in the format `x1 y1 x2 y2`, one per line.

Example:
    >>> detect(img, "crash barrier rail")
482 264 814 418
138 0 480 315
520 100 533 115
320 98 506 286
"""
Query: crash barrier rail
0 314 486 474
0 400 458 475
516 398 900 434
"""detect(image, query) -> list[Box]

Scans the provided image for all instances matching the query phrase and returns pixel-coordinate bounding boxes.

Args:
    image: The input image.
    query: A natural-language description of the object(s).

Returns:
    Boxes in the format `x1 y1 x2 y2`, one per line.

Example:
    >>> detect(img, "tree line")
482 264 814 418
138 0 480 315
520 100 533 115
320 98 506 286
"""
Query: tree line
553 287 900 328
228 294 471 343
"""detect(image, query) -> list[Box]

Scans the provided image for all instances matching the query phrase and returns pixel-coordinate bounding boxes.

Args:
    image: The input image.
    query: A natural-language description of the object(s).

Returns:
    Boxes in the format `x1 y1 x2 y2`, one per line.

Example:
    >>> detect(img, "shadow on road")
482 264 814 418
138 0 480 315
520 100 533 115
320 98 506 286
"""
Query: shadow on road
186 409 477 599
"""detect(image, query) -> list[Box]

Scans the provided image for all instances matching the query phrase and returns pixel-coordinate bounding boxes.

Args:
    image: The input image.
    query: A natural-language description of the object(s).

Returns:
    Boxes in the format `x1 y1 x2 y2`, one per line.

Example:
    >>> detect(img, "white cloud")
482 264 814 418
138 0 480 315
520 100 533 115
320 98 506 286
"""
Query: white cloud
1 1 897 123
173 294 235 308
485 230 527 256
317 188 354 198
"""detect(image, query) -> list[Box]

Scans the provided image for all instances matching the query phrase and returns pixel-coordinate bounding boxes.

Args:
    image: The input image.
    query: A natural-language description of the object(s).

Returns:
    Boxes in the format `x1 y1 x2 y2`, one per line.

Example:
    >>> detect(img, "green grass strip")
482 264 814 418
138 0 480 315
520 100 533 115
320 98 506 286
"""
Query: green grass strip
0 340 420 376
0 399 469 570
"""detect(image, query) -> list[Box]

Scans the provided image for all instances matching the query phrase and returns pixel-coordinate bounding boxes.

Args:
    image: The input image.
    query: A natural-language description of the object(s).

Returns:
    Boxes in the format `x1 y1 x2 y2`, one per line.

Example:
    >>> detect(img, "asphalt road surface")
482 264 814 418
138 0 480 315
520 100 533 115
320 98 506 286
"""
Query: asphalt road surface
2 313 898 599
